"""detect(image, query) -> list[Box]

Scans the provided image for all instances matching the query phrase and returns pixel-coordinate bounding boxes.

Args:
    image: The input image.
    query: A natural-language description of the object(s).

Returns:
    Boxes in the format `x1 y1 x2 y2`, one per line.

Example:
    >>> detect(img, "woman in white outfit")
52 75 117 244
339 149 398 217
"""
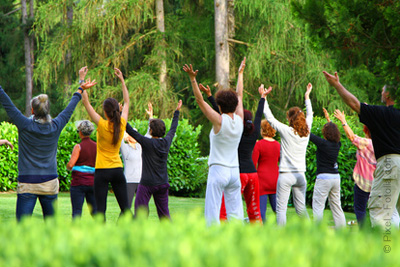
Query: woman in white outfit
183 58 246 225
263 83 313 225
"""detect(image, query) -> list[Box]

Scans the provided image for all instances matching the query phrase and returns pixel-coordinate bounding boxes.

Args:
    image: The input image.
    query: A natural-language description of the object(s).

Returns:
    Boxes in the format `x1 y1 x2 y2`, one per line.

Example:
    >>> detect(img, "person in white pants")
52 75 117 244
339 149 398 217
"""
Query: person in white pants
310 108 346 228
184 58 247 225
263 83 313 225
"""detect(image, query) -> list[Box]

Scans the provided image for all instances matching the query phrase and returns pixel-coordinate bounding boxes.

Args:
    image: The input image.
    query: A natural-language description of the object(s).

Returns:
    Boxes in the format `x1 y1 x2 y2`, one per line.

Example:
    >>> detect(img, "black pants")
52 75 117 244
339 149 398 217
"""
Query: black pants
94 168 130 218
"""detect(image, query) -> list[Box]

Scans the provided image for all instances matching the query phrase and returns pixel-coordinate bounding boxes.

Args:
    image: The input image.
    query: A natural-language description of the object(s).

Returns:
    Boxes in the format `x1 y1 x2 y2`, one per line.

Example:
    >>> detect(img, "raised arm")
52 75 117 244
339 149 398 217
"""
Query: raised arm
183 64 222 130
165 100 182 145
200 84 220 114
80 77 100 125
145 102 153 137
235 57 246 119
115 68 129 121
323 108 331 122
305 83 313 129
67 144 80 171
253 86 267 137
323 71 360 114
334 109 355 142
262 84 287 132
0 86 30 129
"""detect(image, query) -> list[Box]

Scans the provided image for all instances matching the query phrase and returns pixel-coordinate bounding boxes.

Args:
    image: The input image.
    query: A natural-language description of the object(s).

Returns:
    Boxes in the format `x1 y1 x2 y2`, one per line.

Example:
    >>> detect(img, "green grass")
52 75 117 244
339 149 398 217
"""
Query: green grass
0 192 357 226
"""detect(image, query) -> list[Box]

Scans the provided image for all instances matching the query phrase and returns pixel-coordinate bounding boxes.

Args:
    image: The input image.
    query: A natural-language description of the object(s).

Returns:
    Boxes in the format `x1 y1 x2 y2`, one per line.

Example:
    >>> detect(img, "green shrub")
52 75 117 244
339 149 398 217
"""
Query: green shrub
0 213 398 266
0 121 18 191
306 114 366 211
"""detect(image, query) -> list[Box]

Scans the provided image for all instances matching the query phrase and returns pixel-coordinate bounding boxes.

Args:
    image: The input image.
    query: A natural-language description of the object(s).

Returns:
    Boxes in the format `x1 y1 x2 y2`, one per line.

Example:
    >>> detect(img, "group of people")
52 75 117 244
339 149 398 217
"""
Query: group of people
1 59 400 229
0 66 181 221
184 58 400 229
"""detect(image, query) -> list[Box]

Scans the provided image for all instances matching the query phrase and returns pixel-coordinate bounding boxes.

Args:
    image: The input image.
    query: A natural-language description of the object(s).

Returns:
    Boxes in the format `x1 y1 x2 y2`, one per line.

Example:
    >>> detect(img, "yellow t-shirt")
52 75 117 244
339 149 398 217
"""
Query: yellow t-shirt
95 117 126 169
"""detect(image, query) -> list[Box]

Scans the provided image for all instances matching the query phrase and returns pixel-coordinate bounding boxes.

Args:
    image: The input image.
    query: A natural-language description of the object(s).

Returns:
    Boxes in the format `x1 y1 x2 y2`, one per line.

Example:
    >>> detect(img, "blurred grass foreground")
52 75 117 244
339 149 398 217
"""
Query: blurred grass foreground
0 210 399 267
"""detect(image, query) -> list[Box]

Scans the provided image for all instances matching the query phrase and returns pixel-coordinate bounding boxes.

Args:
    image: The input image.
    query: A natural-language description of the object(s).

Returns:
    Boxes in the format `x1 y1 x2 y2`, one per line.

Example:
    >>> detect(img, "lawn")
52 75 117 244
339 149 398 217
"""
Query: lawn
0 192 358 225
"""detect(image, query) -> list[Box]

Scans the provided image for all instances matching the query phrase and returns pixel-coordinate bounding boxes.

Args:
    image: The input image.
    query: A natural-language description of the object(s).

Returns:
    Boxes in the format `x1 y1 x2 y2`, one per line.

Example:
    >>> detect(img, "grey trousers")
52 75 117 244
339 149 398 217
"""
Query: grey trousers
276 172 309 225
312 175 346 228
368 154 400 228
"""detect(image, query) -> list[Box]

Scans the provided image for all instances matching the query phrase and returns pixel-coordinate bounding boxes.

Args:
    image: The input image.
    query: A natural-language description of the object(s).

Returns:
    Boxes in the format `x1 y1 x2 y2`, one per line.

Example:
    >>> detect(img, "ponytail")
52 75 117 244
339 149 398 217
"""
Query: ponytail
103 98 121 145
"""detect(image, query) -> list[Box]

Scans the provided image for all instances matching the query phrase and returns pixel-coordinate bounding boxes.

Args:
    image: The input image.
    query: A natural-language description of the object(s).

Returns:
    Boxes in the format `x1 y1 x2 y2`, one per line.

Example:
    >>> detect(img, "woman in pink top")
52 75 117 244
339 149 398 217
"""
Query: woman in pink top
334 110 375 226
252 120 280 222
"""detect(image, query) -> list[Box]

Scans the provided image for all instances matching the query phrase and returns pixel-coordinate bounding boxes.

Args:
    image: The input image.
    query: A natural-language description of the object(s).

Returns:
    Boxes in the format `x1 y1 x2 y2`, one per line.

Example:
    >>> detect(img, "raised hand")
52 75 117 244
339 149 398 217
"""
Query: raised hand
238 57 246 74
176 99 182 111
146 102 153 118
0 139 13 150
323 71 340 87
322 107 331 122
259 84 272 98
81 78 97 90
183 64 198 80
199 84 212 97
114 68 124 81
79 66 88 81
304 83 312 100
334 109 346 124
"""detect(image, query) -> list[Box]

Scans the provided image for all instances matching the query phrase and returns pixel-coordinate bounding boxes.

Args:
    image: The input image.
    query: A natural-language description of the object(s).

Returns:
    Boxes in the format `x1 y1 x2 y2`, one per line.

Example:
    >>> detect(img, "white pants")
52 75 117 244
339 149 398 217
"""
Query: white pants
276 172 309 225
205 165 243 225
312 175 346 228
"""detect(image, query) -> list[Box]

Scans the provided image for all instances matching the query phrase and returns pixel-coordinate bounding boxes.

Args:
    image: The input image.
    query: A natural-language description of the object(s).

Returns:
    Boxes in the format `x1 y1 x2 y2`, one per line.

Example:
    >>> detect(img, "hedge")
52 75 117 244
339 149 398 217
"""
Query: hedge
0 213 398 266
0 119 207 197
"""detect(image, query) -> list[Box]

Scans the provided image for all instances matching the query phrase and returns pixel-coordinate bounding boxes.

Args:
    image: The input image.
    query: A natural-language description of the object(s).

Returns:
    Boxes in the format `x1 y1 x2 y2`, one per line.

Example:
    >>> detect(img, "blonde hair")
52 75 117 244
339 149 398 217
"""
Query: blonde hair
30 94 51 123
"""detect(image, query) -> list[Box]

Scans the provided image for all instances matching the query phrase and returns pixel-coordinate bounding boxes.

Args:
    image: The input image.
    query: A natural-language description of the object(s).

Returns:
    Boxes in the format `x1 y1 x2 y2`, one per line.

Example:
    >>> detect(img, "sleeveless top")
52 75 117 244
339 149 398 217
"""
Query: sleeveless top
208 113 243 167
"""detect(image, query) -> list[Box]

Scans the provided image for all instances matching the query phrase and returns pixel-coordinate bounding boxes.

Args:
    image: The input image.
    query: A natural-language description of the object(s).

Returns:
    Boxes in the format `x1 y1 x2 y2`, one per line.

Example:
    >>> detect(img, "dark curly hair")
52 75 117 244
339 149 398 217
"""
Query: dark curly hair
287 106 309 137
103 97 121 145
261 119 276 138
322 122 340 143
243 109 254 136
215 89 238 113
150 119 166 138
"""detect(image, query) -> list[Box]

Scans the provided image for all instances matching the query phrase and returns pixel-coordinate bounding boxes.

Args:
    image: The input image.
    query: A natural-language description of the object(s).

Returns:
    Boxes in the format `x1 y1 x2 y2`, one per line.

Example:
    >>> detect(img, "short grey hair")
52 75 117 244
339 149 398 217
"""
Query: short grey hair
30 94 51 123
77 120 94 136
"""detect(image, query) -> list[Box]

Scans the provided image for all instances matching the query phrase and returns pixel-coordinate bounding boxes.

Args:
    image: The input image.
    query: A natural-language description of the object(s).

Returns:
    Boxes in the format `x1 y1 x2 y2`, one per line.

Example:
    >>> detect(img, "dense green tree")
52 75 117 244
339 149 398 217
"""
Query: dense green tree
292 0 400 102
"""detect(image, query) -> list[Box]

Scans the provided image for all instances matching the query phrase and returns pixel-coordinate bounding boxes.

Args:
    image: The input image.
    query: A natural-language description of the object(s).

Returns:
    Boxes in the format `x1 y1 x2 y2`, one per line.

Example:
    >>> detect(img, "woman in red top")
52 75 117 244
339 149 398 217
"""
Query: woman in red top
252 119 280 222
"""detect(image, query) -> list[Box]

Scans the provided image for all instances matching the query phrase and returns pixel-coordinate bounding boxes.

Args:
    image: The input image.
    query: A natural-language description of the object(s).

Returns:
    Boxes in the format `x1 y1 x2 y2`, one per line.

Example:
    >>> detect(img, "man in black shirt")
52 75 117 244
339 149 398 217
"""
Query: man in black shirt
323 71 400 228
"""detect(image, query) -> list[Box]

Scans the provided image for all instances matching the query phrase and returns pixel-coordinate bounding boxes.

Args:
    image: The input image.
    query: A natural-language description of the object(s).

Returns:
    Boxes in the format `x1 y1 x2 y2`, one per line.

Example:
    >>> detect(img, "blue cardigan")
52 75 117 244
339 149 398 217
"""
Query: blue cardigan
0 86 82 183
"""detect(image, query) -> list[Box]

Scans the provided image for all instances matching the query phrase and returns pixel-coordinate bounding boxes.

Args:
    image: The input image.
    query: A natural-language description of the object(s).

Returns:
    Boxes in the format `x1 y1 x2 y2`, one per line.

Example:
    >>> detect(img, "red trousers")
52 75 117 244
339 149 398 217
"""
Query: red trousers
220 172 262 222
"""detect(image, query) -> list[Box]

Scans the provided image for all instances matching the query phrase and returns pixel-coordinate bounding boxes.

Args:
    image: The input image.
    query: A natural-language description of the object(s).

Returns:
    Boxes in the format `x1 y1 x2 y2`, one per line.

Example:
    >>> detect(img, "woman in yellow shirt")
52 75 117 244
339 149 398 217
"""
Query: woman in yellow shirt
80 66 130 219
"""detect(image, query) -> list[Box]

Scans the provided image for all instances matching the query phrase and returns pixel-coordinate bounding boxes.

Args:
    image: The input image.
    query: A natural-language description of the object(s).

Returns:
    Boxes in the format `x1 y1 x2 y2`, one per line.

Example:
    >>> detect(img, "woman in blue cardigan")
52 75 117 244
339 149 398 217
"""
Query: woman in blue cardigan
0 75 96 221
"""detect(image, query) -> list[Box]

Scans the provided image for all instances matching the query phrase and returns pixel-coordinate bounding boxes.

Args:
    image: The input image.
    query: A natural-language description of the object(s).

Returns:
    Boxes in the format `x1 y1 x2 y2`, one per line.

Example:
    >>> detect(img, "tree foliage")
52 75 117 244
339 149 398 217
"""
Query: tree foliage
292 0 400 101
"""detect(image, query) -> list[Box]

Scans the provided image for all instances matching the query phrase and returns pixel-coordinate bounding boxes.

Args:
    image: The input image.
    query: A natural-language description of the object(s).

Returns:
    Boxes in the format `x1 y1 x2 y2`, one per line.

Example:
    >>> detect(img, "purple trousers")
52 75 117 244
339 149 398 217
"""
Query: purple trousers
134 183 170 220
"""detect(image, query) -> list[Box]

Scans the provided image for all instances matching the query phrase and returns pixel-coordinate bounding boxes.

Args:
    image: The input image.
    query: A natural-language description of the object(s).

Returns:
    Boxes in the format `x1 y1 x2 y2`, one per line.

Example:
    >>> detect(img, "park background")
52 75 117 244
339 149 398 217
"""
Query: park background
1 0 400 265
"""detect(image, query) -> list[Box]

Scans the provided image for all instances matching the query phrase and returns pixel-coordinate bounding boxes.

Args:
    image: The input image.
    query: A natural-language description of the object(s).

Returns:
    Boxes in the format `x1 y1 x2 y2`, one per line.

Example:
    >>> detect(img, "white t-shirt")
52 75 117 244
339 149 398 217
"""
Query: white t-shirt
263 99 313 172
208 113 243 167
120 141 142 183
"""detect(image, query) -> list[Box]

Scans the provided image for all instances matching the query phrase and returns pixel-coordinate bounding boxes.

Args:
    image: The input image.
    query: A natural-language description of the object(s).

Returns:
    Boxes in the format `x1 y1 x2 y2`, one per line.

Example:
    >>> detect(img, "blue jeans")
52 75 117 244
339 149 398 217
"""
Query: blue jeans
354 184 369 226
16 193 58 221
70 185 96 217
260 194 276 222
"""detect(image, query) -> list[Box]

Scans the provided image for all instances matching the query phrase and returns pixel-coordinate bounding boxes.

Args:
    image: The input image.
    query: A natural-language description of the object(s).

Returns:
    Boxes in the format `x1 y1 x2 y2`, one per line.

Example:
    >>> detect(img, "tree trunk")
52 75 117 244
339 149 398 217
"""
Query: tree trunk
156 0 167 116
65 2 74 90
22 0 33 116
215 0 229 90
